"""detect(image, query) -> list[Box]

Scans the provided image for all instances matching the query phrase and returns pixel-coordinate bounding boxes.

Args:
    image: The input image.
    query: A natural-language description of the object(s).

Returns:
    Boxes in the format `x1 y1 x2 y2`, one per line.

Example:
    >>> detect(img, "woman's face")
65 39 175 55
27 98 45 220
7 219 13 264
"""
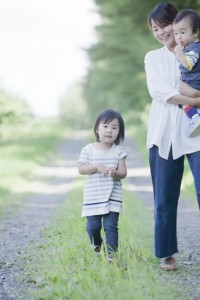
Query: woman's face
151 19 176 50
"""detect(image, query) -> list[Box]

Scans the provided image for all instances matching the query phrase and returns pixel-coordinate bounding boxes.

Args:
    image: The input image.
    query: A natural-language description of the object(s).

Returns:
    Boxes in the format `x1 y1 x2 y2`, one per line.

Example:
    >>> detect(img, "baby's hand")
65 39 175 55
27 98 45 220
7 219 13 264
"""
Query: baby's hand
174 42 184 56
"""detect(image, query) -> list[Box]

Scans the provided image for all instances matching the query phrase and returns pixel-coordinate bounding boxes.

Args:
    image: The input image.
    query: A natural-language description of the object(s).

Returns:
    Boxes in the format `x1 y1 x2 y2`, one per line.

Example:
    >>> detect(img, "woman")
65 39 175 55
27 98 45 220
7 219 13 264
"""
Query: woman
144 2 200 271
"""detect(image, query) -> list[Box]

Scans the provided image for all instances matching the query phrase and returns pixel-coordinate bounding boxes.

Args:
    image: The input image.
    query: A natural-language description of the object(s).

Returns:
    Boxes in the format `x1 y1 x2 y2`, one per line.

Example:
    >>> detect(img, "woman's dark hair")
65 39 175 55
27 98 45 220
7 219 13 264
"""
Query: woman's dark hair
148 2 178 28
94 109 125 145
174 9 200 34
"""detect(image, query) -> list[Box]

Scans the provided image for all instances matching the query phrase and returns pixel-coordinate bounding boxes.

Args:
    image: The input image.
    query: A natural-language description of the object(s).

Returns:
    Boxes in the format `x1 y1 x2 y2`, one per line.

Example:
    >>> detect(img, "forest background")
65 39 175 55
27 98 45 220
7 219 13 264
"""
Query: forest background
1 0 200 132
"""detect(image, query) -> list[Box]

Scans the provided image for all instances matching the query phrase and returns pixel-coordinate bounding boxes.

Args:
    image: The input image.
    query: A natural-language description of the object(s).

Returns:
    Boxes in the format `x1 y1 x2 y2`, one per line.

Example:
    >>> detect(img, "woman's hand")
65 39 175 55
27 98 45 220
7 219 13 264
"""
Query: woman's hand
179 81 200 98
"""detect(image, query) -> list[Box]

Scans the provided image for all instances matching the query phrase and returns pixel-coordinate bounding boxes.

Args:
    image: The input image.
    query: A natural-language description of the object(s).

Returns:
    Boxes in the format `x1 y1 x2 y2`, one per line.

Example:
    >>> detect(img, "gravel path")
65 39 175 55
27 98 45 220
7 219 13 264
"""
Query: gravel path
0 132 199 299
0 131 87 300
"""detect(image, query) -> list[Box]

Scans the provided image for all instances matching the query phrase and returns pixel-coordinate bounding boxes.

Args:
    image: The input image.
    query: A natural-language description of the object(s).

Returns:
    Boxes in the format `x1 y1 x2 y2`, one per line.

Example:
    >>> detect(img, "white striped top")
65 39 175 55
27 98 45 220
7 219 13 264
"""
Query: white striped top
78 143 127 217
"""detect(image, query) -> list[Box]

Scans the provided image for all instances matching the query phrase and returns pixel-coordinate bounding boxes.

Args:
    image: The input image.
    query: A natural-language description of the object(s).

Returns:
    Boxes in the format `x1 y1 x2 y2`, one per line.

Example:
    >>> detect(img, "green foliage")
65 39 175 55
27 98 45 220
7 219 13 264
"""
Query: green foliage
0 90 32 125
83 0 200 121
59 83 89 129
0 90 33 140
0 119 68 215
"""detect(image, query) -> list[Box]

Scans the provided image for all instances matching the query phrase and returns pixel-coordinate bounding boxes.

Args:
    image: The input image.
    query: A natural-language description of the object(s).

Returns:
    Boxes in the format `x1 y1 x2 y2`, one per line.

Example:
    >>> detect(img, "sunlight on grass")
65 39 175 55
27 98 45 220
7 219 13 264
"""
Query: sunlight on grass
0 116 197 299
23 180 188 300
0 118 69 215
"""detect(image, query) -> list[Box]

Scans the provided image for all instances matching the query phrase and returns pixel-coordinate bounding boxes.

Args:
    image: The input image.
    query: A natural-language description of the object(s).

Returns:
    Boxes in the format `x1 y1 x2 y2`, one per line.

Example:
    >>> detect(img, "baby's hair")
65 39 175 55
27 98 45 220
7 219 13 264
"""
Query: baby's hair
94 109 125 145
173 9 200 35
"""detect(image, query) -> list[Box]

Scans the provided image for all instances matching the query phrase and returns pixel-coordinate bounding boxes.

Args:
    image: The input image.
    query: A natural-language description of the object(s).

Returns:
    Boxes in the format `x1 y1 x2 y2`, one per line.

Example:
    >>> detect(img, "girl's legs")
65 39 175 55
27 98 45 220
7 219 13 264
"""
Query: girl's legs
186 150 200 209
86 215 103 247
103 212 119 254
149 145 184 258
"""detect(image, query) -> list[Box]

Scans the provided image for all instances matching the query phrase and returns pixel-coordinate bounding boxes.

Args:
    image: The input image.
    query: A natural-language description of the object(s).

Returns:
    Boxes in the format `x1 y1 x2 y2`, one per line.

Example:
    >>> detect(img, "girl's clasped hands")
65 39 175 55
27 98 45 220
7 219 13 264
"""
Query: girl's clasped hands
97 164 117 177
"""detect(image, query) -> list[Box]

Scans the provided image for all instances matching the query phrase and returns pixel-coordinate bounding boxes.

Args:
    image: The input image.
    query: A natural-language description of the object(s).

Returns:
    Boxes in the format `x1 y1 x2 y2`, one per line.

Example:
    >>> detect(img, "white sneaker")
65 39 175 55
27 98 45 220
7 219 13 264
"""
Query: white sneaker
188 114 200 137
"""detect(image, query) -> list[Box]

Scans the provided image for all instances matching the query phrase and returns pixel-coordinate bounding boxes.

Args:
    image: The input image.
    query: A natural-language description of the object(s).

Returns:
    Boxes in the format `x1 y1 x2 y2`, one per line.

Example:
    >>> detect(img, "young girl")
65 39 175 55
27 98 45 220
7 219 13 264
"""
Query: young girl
78 109 127 262
173 9 200 137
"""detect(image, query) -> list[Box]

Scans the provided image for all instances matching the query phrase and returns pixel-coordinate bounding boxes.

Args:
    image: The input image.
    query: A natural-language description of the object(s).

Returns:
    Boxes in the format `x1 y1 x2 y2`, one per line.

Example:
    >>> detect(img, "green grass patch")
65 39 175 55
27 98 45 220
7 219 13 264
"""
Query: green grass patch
22 179 188 300
0 118 69 215
181 160 198 207
125 108 149 165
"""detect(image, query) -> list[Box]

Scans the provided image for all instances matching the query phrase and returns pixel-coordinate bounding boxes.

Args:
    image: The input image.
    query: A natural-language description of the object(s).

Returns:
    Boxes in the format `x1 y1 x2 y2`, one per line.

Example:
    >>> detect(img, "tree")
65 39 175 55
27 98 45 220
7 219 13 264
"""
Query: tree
0 90 32 125
59 83 89 129
83 0 200 122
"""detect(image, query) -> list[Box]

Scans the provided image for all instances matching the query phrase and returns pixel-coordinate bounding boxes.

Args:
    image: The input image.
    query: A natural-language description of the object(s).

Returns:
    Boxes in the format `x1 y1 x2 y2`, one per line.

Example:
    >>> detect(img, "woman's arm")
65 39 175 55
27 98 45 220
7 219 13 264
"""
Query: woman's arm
168 82 200 106
168 94 200 106
145 51 200 106
145 51 181 104
179 81 200 98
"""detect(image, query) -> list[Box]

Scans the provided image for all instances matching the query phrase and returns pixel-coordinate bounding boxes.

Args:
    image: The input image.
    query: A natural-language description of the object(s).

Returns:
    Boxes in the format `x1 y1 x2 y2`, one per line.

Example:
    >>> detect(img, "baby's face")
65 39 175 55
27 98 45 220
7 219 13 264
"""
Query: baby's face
173 18 199 46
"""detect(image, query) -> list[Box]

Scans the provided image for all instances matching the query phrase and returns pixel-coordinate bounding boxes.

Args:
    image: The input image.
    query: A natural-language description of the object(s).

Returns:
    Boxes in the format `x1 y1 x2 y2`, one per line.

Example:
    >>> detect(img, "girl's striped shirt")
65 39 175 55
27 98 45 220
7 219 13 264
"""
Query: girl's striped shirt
78 143 127 217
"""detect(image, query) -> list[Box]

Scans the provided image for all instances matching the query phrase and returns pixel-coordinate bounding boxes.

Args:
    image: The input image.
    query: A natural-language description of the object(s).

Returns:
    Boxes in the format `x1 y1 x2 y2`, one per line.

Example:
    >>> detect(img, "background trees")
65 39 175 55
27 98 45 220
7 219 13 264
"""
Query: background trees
59 83 88 128
2 1 200 130
79 0 200 125
0 91 31 122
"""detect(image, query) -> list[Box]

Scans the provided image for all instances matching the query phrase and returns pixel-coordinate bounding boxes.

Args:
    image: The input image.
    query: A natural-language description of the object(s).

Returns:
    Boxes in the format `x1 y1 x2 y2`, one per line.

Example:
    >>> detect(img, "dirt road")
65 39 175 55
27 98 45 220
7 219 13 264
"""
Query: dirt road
0 131 87 299
0 132 199 299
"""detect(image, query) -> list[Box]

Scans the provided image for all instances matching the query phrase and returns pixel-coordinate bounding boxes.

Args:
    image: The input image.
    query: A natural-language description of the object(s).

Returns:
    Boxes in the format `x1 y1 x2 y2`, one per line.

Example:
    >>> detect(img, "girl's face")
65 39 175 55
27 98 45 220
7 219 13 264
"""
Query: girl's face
96 118 119 145
151 19 176 50
173 19 199 47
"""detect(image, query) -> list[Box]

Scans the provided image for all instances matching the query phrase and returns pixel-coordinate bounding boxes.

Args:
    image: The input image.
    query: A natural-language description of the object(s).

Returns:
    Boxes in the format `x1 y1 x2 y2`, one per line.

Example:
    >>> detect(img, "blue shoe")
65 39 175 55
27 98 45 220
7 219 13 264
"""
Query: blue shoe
188 114 200 137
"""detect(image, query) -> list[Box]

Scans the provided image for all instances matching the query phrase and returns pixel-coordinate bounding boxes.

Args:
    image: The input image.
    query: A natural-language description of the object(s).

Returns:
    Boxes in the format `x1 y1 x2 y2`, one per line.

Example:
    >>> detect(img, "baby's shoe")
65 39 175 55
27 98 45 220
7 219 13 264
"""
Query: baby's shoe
188 114 200 137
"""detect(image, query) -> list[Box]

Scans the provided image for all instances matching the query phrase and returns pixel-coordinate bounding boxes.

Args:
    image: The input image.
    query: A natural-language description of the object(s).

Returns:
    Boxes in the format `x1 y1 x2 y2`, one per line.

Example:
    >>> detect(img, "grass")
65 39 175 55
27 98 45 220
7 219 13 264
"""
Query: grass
0 118 69 216
21 179 189 300
0 118 198 299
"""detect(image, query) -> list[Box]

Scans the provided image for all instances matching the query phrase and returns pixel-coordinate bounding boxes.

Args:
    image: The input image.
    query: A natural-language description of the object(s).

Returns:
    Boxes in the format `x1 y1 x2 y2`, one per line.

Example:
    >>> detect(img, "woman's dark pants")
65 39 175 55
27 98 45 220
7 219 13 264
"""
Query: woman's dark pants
149 145 200 258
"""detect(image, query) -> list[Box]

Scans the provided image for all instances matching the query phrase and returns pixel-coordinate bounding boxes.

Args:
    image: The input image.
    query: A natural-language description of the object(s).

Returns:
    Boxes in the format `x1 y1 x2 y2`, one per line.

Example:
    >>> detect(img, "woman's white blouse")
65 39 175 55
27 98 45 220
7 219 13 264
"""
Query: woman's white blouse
144 46 200 159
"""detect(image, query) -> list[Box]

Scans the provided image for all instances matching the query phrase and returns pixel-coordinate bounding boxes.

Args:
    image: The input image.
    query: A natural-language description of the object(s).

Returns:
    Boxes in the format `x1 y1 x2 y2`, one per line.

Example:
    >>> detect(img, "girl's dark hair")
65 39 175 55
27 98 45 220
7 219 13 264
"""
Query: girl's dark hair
174 9 200 34
148 2 178 28
94 109 125 145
